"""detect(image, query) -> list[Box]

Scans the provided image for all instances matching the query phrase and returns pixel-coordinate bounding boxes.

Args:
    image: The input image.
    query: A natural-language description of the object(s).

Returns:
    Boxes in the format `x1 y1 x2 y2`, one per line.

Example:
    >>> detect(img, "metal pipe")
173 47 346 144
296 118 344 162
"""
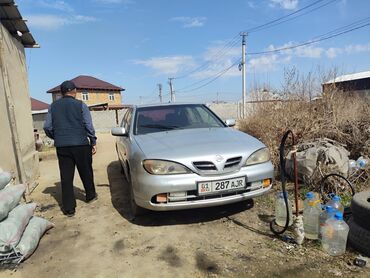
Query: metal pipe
291 134 299 217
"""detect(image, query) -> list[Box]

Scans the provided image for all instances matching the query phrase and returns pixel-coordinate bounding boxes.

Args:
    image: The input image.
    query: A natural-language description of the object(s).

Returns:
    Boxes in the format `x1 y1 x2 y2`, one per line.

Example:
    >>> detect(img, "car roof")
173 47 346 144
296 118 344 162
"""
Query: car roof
134 102 205 109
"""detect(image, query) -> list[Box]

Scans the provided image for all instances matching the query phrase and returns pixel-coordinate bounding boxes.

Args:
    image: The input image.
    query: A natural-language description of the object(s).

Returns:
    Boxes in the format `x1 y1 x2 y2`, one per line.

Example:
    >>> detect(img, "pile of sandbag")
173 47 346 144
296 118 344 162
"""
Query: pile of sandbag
0 169 54 264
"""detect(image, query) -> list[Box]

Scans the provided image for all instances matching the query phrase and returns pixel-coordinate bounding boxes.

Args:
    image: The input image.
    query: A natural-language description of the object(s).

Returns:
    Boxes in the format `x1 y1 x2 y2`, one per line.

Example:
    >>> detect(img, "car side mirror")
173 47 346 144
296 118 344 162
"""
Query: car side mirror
111 127 127 136
225 119 236 127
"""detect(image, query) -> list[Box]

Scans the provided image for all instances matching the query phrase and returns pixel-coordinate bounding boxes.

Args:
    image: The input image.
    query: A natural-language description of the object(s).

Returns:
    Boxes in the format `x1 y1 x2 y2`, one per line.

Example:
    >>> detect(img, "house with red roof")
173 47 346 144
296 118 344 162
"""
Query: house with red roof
47 75 125 106
31 98 49 112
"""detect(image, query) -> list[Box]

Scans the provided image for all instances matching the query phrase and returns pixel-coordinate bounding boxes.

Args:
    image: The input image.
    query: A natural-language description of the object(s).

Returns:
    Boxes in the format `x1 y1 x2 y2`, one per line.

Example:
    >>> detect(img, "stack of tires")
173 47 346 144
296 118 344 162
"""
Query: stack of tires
348 190 370 257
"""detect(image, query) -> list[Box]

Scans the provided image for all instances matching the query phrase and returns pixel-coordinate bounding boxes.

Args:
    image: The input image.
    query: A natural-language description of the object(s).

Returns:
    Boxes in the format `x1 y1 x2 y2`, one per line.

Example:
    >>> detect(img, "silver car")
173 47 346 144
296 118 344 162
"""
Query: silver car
112 103 274 216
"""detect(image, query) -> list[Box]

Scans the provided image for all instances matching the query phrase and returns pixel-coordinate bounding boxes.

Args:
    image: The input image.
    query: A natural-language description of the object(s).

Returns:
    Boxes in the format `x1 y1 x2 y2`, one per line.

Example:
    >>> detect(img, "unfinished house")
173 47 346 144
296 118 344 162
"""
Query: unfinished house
0 0 39 192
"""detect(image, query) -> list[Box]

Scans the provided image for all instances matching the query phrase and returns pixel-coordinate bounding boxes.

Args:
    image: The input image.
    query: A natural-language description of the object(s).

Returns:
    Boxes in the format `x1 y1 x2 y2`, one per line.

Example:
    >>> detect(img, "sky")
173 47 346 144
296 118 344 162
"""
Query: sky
16 0 370 104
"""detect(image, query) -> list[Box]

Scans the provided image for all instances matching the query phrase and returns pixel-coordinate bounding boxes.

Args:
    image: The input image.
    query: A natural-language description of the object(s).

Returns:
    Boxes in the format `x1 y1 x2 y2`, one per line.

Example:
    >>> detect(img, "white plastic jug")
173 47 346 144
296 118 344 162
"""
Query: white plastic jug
319 205 335 239
303 192 321 239
275 191 293 227
322 212 349 256
327 195 344 214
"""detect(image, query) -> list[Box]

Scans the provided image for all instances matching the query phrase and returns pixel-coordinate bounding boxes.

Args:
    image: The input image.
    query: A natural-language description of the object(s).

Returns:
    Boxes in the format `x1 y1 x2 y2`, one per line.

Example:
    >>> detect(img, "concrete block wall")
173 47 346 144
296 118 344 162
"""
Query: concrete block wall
208 103 240 120
90 109 127 132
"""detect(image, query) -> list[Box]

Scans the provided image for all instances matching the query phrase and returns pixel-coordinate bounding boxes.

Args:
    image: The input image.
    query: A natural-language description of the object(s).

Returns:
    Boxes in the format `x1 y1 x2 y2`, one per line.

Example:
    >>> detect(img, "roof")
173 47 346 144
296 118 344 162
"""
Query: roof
323 71 370 85
31 98 49 111
47 75 125 93
0 0 38 48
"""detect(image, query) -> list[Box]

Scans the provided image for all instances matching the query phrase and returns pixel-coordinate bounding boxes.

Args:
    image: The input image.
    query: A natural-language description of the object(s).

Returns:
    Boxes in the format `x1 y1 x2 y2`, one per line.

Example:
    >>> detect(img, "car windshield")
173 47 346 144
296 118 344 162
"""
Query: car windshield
134 104 225 135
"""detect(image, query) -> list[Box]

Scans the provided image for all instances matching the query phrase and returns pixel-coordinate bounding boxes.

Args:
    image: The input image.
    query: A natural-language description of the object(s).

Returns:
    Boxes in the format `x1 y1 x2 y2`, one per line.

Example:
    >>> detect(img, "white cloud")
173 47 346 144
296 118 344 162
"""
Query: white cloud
345 43 370 53
248 1 256 8
325 43 370 58
36 0 74 12
134 56 196 75
326 47 343 58
248 54 291 72
269 0 299 10
171 17 207 28
267 42 323 58
295 45 323 58
189 43 240 79
26 14 97 30
94 0 134 4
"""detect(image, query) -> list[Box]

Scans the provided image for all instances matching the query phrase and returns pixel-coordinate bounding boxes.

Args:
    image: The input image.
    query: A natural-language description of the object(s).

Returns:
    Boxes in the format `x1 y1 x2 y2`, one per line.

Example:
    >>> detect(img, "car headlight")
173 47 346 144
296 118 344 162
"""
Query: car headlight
246 148 270 166
143 160 191 175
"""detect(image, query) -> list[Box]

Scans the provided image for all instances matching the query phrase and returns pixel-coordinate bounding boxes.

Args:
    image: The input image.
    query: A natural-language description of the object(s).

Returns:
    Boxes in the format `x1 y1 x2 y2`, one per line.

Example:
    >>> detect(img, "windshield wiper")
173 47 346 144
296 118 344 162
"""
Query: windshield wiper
139 124 181 130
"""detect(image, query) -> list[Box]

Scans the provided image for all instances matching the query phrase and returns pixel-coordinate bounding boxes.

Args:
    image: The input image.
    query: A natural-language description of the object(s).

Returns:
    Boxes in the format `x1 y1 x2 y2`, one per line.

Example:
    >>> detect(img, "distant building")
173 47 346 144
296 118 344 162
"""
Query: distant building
322 71 370 99
47 75 125 106
31 97 49 112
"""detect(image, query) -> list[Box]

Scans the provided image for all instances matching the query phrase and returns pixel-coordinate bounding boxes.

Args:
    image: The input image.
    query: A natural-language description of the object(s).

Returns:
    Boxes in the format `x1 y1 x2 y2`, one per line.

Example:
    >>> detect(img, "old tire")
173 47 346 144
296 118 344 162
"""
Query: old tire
348 217 370 257
351 190 370 230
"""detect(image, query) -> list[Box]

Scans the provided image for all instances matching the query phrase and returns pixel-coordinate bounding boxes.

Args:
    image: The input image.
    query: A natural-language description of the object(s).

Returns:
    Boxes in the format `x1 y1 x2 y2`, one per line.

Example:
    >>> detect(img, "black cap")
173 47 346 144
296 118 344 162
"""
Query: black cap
60 80 76 94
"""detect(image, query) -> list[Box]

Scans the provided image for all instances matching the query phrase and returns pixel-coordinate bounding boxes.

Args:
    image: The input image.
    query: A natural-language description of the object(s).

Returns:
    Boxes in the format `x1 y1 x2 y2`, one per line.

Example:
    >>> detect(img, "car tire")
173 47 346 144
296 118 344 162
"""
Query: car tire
127 172 146 218
351 190 370 230
348 217 370 257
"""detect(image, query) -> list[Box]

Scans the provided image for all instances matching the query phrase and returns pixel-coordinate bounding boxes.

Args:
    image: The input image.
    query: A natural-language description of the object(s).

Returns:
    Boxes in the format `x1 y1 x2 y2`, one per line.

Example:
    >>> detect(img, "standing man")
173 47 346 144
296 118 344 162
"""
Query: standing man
44 80 97 217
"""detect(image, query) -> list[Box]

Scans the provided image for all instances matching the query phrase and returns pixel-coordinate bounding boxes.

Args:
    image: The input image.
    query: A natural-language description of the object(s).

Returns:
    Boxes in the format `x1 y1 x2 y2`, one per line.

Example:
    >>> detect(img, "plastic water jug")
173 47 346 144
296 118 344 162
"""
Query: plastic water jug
319 205 335 239
356 156 368 170
275 191 293 227
327 195 344 214
303 192 321 239
322 212 349 256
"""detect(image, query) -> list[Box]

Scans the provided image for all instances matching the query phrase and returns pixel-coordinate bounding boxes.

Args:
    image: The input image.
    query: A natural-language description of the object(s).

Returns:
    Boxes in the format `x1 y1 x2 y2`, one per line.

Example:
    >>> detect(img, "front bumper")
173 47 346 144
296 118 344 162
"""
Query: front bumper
132 161 274 211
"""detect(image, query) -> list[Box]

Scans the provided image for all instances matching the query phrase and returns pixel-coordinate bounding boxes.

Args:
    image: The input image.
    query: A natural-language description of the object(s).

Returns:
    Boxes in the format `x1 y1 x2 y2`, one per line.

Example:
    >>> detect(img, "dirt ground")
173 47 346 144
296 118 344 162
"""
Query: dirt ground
1 133 369 278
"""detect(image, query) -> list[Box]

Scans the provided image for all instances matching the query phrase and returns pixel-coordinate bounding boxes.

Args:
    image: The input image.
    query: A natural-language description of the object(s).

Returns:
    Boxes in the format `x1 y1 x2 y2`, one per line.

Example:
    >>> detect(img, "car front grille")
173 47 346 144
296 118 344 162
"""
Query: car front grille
224 156 242 169
193 161 217 171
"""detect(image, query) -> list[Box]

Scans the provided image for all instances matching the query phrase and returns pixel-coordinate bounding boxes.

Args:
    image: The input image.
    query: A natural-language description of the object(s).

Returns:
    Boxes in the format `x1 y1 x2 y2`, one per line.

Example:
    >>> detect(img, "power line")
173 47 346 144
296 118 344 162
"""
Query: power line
245 0 332 33
174 34 240 80
173 0 336 81
247 0 338 33
247 20 370 56
176 59 241 94
174 18 370 96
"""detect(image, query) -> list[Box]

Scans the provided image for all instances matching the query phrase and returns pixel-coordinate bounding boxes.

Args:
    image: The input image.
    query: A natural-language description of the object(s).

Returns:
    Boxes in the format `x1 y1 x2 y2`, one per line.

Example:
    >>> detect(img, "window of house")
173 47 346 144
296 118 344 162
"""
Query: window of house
109 92 115 101
55 94 62 100
82 92 89 101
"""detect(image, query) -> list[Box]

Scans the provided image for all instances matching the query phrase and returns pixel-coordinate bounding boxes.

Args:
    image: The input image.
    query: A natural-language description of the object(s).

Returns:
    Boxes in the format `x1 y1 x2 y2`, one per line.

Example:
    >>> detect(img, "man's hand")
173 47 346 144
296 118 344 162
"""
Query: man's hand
92 145 97 155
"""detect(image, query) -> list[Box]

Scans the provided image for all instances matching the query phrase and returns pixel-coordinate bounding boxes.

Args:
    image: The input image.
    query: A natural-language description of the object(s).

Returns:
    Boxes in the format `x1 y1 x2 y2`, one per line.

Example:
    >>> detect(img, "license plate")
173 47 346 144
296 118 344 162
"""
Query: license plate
197 176 246 195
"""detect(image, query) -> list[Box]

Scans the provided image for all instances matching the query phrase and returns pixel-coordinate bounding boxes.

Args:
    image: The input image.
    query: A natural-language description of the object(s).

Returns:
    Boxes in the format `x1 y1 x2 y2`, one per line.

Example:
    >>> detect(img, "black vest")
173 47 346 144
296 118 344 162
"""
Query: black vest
51 96 89 147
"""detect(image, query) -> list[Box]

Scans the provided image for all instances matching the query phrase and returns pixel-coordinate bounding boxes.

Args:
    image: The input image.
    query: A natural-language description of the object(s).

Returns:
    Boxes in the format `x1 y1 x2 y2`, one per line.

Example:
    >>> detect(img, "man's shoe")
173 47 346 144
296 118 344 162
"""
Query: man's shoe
63 209 75 217
86 194 98 203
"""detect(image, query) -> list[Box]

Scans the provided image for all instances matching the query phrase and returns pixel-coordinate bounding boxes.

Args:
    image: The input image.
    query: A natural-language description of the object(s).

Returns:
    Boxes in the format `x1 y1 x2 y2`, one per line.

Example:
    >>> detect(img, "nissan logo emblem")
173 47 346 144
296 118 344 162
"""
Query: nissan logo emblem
215 155 224 162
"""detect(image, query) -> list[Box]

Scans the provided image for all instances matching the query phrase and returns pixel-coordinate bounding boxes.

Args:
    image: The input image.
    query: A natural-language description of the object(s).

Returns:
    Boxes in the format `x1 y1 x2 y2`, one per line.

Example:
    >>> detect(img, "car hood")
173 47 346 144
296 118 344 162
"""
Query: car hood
134 127 266 161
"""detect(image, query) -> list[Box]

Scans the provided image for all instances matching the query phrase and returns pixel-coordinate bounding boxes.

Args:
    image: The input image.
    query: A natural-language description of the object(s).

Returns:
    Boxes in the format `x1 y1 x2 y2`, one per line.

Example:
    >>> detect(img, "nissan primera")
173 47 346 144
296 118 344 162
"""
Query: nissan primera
112 103 274 216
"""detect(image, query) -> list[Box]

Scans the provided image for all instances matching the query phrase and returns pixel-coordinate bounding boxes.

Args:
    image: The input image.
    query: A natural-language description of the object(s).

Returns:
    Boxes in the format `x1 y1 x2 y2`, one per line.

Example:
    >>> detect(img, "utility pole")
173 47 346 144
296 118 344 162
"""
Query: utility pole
168 78 175 102
158 83 163 103
240 32 247 118
216 92 219 104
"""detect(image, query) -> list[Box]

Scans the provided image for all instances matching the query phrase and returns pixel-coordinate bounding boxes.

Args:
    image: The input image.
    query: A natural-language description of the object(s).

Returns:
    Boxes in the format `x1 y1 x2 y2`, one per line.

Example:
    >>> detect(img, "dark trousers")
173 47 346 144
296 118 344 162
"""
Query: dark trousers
56 145 96 211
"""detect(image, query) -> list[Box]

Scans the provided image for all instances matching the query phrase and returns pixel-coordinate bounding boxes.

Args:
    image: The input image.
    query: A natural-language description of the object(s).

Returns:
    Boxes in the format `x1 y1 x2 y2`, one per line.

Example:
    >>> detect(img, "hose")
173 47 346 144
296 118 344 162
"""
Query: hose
270 130 294 235
320 173 355 203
